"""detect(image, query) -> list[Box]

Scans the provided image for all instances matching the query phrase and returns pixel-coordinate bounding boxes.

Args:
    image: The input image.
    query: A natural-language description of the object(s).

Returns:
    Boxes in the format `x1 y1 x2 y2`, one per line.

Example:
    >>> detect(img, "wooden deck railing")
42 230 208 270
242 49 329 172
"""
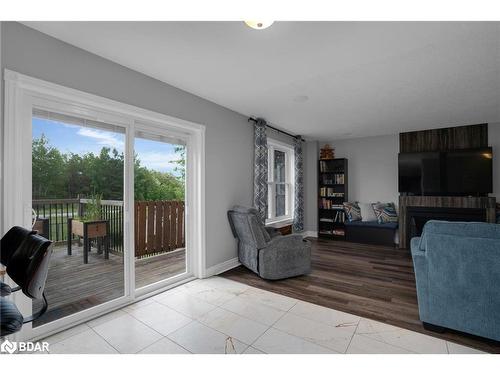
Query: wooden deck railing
32 198 184 259
134 201 185 258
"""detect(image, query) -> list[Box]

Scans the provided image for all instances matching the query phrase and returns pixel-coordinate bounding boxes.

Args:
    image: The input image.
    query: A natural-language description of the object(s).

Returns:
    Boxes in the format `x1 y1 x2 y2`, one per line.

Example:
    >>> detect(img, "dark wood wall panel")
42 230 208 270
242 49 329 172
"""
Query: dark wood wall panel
399 124 488 153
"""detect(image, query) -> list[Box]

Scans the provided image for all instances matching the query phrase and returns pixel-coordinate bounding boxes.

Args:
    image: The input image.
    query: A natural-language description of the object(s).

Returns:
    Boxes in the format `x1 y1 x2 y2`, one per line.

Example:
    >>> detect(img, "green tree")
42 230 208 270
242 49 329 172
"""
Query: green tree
170 145 186 182
32 134 67 199
32 135 184 202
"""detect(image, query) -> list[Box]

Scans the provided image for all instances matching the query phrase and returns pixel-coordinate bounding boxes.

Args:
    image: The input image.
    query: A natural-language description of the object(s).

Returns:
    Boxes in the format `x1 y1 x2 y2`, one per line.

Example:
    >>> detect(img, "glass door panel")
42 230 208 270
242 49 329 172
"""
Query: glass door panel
31 109 126 327
134 130 186 289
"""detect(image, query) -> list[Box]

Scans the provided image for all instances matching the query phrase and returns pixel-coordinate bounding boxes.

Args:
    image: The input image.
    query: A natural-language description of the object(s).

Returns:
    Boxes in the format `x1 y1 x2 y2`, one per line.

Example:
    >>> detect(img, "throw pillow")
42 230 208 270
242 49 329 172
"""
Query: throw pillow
343 202 361 222
372 202 398 224
359 202 377 222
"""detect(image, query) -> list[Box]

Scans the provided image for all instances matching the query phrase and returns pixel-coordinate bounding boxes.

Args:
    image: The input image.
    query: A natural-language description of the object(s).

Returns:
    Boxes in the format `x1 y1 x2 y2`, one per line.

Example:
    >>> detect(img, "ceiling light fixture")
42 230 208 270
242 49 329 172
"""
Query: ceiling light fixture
244 21 274 30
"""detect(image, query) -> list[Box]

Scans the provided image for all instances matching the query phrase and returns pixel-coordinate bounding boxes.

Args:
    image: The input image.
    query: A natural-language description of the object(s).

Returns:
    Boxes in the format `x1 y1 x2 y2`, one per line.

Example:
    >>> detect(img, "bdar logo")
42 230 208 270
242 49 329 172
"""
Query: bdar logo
1 339 17 354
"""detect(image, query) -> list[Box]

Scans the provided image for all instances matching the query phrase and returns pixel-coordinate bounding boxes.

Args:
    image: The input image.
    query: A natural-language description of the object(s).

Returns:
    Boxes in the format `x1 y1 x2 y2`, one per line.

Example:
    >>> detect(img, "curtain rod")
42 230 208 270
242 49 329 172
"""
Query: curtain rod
248 117 304 141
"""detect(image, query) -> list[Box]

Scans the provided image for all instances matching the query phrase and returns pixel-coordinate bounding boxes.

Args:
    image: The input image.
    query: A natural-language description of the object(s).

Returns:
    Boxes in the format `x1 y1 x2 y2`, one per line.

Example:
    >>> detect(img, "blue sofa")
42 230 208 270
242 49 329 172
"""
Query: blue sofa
411 220 500 341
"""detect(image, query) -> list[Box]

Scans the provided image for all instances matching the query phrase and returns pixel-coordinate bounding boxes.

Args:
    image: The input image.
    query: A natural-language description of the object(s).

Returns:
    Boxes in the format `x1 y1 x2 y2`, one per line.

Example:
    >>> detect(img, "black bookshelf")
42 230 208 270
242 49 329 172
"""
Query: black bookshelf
318 158 348 239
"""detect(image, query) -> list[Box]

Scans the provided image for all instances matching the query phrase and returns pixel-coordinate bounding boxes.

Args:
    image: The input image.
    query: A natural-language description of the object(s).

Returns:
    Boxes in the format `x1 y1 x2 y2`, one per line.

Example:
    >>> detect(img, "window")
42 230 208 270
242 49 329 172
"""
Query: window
267 139 294 223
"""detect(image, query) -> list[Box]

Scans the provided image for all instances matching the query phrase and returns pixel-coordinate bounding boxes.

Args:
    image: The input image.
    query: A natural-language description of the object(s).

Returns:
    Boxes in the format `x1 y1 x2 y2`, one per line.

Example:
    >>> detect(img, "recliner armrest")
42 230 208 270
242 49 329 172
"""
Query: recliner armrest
264 234 310 250
264 226 282 239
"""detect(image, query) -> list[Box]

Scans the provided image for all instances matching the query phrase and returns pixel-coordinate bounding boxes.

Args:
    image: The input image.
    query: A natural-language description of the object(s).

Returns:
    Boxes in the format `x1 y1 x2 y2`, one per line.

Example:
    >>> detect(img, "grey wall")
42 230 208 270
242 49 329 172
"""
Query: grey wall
309 124 500 232
321 134 399 206
0 22 254 270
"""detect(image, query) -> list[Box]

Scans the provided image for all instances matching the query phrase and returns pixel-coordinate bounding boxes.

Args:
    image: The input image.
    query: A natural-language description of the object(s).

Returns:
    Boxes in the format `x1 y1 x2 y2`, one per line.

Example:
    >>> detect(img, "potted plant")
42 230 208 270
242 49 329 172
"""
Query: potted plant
67 194 110 264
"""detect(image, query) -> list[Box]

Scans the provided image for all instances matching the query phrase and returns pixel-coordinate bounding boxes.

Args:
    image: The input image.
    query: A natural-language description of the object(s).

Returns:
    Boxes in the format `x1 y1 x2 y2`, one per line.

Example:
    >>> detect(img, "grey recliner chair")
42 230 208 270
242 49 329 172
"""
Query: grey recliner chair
227 206 311 280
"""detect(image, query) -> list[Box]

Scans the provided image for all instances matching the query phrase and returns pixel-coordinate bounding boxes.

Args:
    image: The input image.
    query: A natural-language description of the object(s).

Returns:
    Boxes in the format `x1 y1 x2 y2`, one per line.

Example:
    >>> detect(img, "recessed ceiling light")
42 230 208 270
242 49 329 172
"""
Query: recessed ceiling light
244 21 274 30
293 95 309 103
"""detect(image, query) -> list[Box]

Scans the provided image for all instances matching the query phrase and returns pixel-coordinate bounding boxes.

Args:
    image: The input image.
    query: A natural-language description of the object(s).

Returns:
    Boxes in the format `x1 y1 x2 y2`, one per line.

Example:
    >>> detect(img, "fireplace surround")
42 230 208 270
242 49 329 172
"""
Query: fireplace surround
399 195 496 249
406 206 487 247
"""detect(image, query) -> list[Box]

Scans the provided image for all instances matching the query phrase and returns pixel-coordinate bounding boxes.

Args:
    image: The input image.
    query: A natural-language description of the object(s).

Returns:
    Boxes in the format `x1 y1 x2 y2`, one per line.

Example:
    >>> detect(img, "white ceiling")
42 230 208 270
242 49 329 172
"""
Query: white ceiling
24 21 500 140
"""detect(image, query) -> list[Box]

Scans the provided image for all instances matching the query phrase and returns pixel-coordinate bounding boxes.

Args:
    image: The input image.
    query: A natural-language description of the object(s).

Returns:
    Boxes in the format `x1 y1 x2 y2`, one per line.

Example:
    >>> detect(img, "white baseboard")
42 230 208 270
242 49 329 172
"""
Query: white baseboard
204 257 241 278
301 230 318 238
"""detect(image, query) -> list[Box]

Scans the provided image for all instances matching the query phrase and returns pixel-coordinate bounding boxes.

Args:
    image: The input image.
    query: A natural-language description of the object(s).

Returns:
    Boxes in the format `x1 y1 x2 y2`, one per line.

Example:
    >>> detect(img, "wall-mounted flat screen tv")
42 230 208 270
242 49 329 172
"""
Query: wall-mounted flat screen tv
398 147 492 196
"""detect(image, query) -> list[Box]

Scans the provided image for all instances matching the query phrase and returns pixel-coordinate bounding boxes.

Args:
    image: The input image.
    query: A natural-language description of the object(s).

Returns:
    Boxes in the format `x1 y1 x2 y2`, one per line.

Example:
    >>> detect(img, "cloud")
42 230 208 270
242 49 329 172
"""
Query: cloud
137 151 183 172
77 128 124 149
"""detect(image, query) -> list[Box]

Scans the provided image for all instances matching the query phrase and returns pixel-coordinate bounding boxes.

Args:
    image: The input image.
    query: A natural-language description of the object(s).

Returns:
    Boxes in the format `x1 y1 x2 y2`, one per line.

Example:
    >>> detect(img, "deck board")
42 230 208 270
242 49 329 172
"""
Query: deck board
34 244 185 327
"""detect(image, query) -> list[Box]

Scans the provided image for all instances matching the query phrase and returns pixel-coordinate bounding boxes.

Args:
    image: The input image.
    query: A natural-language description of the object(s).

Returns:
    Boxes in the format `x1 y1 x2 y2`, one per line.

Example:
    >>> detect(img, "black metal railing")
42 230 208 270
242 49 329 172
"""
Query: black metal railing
32 198 124 254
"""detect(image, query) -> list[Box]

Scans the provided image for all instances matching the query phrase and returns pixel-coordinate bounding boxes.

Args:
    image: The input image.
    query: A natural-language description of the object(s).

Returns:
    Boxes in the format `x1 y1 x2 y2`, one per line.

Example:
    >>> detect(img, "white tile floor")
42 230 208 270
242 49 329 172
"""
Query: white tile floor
37 276 486 354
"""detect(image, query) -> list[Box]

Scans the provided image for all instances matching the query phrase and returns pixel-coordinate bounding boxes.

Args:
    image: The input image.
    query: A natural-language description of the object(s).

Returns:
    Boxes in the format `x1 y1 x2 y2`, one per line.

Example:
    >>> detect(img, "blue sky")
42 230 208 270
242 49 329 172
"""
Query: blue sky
32 118 183 175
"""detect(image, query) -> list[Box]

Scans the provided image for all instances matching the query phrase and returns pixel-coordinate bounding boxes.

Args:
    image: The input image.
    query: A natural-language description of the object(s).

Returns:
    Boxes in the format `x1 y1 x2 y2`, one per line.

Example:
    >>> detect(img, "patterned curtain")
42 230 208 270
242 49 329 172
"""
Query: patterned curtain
253 119 268 222
293 136 304 232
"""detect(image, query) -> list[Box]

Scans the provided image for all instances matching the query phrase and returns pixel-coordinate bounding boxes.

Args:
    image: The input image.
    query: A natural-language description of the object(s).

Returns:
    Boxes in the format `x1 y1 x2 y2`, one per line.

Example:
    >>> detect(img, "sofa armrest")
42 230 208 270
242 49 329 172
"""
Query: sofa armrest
410 238 429 320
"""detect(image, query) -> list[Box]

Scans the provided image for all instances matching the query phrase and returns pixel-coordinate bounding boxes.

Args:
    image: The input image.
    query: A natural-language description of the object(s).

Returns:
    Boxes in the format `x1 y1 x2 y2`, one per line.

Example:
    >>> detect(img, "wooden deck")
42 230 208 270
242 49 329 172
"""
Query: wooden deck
34 244 185 327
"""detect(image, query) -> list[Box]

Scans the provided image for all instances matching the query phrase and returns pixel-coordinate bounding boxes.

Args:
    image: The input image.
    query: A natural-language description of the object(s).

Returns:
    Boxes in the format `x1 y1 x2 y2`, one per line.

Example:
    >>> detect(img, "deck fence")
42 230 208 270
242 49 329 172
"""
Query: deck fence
32 198 184 258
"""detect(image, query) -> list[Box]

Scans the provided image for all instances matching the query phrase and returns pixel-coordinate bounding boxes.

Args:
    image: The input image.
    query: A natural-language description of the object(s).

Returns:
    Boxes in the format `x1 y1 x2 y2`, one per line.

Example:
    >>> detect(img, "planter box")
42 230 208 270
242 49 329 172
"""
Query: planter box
67 218 110 264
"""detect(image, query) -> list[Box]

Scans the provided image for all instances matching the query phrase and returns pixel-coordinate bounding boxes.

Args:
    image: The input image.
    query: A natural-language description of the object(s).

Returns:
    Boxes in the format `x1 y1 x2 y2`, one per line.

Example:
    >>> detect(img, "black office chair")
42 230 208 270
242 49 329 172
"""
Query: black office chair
1 226 36 296
0 227 53 337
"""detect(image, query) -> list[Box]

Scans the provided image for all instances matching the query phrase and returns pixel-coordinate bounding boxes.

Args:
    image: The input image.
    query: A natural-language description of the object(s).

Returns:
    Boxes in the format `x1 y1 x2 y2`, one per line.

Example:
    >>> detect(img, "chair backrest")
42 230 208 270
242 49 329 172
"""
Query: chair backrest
227 206 269 249
6 234 53 299
0 226 36 267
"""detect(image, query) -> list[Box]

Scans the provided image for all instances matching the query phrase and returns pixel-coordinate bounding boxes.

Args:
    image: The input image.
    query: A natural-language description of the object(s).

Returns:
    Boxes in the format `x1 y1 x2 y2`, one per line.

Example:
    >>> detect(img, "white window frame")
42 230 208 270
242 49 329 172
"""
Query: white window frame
3 69 206 342
266 138 294 224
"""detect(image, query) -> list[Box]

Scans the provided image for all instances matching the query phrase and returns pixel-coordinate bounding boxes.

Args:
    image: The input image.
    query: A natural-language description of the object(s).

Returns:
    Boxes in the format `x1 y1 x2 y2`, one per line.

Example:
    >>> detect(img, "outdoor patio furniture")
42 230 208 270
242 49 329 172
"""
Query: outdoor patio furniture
67 218 110 264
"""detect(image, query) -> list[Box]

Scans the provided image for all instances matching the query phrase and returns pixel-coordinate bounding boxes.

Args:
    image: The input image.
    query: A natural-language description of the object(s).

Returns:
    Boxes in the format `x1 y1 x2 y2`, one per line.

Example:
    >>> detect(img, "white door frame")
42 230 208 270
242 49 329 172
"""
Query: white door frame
3 69 206 341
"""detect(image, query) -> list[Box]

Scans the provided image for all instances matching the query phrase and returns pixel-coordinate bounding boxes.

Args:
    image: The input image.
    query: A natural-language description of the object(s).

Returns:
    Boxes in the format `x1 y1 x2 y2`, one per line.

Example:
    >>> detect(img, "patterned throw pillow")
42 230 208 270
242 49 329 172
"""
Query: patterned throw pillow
343 202 361 222
372 202 398 224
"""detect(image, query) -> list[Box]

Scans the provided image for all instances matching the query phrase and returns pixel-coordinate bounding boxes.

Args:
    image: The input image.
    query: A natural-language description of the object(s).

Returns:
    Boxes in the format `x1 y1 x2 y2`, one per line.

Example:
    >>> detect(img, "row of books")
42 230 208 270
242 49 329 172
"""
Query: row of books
319 187 344 197
319 161 344 173
318 228 345 236
321 174 345 184
319 210 346 223
319 199 344 210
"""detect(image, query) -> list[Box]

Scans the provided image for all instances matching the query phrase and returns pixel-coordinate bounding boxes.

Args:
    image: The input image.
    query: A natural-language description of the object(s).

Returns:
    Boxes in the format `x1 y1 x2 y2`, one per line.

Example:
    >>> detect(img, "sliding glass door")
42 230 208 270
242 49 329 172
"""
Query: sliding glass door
4 71 204 340
133 129 187 290
31 109 126 327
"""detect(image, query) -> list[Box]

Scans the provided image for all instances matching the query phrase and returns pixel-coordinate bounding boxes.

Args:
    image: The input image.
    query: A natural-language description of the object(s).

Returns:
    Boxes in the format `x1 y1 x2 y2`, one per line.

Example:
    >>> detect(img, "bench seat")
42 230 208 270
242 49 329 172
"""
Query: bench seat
345 220 398 246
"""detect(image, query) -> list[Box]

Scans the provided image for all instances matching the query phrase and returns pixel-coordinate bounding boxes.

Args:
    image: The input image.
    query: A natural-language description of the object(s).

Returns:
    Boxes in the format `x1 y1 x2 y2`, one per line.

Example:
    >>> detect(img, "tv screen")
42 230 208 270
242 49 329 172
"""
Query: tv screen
445 149 493 194
398 148 492 196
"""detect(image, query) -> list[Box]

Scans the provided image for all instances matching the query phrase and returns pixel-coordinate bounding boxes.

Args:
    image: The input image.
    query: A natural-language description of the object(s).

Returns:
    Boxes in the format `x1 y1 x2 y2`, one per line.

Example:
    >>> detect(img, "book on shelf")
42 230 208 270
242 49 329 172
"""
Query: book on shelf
318 228 345 236
321 173 345 184
319 199 344 210
319 161 345 174
319 187 344 197
319 218 334 222
332 229 345 236
333 210 345 223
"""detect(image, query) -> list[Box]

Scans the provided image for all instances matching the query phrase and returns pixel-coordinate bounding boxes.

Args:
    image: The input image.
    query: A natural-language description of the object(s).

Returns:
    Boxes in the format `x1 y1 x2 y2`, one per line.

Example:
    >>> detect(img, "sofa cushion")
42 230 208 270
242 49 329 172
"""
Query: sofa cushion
343 201 361 222
422 220 500 240
359 203 377 222
372 202 398 224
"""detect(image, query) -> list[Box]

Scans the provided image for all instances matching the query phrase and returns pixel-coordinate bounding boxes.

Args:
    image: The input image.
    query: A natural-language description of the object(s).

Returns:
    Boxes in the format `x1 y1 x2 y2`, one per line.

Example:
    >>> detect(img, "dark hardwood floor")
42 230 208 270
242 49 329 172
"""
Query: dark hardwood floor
221 238 500 353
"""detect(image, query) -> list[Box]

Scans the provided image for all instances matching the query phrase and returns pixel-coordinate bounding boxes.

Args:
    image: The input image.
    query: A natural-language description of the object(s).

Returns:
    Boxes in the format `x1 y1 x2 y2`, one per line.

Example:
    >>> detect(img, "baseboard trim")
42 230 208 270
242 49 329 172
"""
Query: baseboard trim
301 230 318 238
204 257 241 277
